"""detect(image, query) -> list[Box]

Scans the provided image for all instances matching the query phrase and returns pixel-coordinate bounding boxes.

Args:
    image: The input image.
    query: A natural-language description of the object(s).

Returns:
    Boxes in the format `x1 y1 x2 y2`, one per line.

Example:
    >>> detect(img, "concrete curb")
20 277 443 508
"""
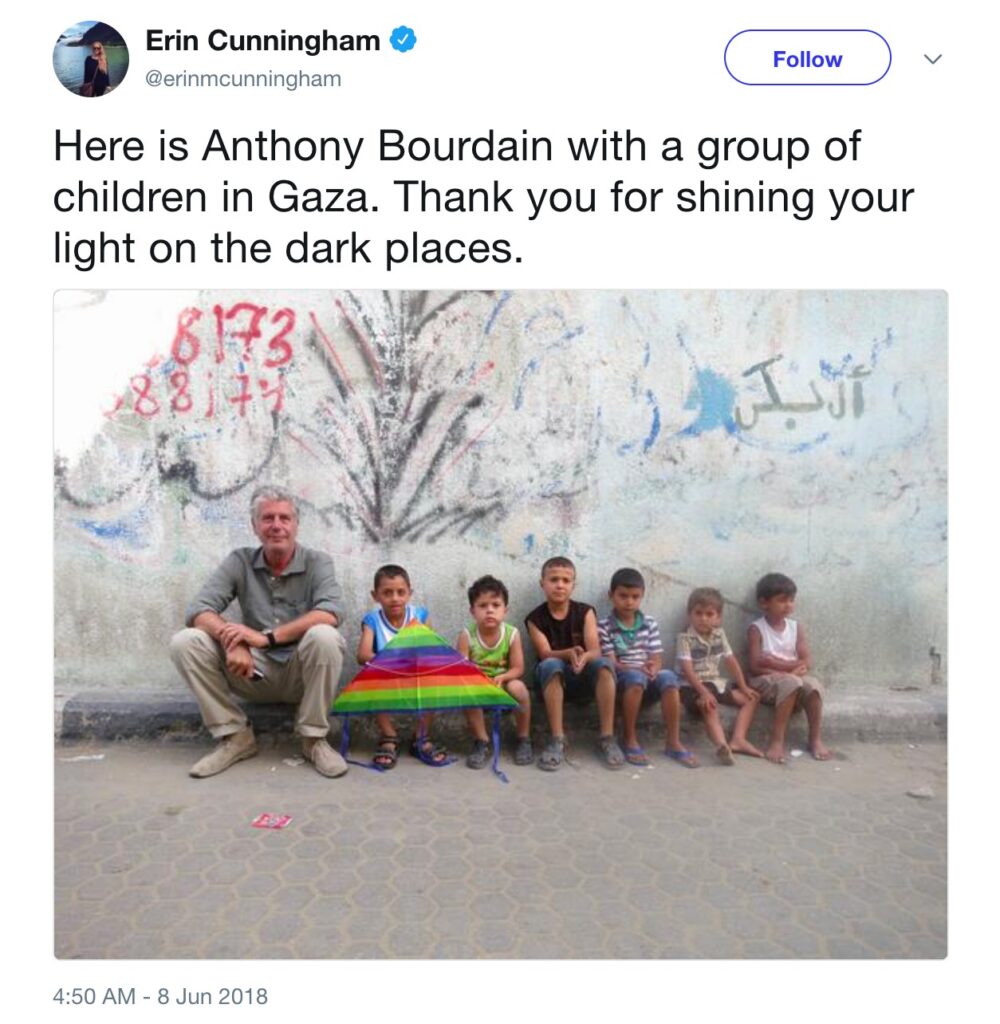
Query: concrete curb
57 689 947 745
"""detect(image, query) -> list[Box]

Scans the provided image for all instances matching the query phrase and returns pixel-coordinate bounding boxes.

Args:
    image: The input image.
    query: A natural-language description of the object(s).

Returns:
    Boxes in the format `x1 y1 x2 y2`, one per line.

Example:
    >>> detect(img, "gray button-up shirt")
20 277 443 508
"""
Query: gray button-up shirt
185 544 343 663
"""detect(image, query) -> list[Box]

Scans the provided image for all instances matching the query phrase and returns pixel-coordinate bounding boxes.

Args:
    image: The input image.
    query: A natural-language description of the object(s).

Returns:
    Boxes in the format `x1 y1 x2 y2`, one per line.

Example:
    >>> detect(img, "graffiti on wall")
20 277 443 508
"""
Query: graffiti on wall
56 291 608 543
55 291 914 556
734 353 870 430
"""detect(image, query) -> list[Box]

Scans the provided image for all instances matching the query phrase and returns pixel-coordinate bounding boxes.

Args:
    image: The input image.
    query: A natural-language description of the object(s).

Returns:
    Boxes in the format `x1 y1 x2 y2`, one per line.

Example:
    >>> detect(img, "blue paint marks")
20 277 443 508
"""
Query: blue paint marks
678 369 738 437
735 431 831 454
642 341 651 368
483 291 512 336
523 534 535 554
512 308 588 409
819 357 848 381
199 502 230 522
642 390 660 452
513 358 540 410
820 327 895 381
711 522 731 541
787 433 830 453
74 515 146 548
523 309 585 345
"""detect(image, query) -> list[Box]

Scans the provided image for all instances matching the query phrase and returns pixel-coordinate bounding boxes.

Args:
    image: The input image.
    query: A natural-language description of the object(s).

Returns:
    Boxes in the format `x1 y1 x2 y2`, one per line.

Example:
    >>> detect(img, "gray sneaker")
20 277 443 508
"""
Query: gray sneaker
189 726 257 778
302 737 348 778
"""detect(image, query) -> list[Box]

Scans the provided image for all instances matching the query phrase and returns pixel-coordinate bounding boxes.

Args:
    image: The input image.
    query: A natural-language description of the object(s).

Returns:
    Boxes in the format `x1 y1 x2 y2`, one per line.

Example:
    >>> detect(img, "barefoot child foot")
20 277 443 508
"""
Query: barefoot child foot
730 738 765 758
675 587 757 767
748 573 831 771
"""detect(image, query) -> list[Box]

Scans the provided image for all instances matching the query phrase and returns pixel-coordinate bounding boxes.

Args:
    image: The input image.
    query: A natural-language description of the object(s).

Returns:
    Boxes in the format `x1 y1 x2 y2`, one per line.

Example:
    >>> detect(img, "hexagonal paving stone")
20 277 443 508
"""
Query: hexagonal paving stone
848 918 908 954
239 873 283 898
471 920 517 955
423 855 465 881
55 740 946 959
203 860 249 885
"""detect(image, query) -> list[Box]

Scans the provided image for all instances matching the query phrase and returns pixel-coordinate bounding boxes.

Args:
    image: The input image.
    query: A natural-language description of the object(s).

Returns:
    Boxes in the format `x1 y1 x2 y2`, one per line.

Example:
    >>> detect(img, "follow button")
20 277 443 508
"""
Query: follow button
725 30 891 86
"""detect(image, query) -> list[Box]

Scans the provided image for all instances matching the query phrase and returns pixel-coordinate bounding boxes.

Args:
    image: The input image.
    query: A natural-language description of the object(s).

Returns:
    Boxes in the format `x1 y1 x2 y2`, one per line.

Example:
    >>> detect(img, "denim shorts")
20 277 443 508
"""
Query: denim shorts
615 667 681 695
533 656 614 699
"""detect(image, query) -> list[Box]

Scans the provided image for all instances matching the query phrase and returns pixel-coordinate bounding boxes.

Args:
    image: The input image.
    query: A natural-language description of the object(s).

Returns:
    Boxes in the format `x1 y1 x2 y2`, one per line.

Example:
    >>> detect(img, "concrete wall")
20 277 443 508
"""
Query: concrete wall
54 290 947 695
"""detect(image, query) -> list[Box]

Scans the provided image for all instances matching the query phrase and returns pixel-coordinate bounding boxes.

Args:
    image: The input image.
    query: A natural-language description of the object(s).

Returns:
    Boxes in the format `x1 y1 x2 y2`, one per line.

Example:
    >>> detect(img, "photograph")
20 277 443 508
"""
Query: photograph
51 20 129 97
54 288 947 959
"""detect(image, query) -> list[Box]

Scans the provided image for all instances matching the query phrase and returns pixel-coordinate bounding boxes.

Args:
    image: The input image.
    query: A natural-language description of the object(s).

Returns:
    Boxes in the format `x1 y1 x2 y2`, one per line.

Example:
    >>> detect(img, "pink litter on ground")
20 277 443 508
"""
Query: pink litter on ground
251 813 292 830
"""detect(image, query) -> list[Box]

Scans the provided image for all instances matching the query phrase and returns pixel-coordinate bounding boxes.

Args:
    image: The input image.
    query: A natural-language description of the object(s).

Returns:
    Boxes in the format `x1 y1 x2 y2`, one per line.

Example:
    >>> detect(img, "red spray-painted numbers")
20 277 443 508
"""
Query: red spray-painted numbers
105 304 296 420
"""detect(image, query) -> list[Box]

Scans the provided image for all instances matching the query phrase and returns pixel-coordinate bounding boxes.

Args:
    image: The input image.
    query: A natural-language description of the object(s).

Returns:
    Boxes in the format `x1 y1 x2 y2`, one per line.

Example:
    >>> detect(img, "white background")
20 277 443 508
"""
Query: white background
6 1 993 1019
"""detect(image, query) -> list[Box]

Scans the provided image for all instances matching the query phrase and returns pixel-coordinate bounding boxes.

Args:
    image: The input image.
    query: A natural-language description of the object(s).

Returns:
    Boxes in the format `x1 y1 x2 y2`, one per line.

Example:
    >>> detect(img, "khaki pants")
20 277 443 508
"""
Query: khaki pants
169 625 345 739
749 672 824 708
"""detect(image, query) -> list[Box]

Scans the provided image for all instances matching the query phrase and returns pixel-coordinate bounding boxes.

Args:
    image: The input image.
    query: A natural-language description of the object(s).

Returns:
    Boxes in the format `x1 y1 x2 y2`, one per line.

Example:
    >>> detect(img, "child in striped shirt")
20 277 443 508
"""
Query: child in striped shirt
598 568 691 767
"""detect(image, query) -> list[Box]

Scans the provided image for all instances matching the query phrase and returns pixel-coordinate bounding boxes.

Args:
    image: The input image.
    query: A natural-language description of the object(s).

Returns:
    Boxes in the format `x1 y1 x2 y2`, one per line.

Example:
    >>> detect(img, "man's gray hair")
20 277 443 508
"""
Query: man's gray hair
249 485 300 523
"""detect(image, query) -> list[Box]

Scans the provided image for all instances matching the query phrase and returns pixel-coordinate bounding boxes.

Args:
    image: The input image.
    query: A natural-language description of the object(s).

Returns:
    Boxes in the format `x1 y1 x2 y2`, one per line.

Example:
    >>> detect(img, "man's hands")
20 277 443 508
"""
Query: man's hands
218 622 268 652
225 643 256 678
218 623 267 678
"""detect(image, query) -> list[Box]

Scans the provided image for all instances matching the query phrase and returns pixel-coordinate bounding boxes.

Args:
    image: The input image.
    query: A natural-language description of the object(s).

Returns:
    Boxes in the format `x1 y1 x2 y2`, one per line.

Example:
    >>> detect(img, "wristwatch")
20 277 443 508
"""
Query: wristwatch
265 630 277 648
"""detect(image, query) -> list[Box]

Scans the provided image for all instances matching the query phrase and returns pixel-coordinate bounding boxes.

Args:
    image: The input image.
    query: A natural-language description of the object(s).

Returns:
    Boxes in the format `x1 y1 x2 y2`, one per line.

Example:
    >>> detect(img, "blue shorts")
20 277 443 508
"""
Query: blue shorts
533 656 613 700
615 667 681 696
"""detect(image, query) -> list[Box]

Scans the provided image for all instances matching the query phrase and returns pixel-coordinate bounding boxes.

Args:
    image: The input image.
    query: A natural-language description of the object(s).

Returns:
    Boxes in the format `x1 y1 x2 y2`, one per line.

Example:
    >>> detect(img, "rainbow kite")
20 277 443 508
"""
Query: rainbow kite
332 623 518 778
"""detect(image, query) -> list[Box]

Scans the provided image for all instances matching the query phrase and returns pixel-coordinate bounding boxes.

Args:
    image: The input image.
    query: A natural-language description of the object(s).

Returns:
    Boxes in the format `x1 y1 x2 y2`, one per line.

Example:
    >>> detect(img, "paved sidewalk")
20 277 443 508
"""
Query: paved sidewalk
55 738 946 959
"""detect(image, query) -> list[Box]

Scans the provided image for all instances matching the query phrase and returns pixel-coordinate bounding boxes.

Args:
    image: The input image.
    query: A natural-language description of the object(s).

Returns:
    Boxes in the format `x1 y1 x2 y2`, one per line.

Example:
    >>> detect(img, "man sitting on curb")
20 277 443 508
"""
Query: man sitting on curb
169 484 348 779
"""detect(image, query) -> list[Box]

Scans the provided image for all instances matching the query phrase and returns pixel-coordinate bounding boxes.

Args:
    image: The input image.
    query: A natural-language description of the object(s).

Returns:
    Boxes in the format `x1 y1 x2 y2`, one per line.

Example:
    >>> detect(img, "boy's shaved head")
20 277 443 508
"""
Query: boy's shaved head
541 556 576 578
373 564 411 589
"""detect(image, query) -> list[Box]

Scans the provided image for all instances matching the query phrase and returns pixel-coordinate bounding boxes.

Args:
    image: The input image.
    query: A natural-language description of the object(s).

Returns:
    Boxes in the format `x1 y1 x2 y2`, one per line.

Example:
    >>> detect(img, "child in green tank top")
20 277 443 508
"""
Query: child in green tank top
457 575 534 768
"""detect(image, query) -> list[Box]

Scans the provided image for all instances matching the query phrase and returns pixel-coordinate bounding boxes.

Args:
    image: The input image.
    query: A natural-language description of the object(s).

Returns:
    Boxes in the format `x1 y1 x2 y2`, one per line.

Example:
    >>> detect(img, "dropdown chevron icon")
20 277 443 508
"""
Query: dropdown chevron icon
924 54 942 64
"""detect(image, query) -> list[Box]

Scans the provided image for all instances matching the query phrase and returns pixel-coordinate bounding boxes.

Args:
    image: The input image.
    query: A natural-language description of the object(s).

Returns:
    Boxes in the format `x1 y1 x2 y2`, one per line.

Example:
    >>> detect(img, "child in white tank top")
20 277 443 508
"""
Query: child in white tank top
747 573 832 764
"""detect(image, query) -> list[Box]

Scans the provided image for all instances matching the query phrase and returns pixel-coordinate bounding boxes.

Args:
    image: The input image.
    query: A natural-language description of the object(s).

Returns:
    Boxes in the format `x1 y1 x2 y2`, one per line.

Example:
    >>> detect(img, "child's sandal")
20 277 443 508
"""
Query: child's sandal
373 735 401 770
514 737 535 766
410 735 453 767
538 736 566 771
465 739 491 770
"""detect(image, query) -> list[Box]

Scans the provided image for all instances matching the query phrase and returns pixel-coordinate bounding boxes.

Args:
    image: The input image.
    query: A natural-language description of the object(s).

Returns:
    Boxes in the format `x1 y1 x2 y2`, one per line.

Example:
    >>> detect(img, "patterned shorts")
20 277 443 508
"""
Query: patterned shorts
749 673 824 707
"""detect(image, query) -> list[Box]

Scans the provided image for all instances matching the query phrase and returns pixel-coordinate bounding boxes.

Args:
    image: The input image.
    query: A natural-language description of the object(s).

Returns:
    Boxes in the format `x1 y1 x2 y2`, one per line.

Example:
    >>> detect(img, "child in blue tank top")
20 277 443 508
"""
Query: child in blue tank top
355 564 449 768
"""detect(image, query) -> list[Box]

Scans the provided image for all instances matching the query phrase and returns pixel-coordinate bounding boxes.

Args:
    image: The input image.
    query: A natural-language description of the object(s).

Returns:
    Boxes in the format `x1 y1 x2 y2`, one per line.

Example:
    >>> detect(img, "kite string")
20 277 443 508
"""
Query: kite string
362 656 469 678
491 709 509 784
337 716 387 772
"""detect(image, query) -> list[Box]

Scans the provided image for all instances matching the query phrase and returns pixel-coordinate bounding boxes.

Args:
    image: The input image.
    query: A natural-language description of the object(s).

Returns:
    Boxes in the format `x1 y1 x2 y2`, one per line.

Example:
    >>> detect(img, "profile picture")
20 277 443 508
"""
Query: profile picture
52 20 129 97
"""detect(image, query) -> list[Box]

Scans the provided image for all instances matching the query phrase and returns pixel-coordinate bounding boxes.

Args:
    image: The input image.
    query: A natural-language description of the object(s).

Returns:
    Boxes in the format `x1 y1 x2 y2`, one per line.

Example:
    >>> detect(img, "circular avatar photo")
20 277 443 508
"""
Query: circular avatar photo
53 20 129 97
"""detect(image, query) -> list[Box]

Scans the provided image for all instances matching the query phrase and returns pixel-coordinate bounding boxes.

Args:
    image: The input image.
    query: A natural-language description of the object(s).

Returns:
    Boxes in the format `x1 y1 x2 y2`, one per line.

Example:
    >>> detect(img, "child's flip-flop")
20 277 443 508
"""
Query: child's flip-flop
664 747 699 768
623 746 650 766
